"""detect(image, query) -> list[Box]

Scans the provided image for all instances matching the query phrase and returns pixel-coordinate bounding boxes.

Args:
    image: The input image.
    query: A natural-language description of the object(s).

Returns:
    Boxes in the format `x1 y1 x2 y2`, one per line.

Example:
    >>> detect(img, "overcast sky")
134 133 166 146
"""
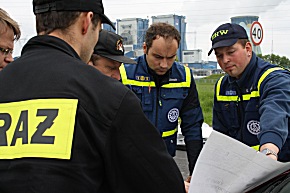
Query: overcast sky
2 0 290 61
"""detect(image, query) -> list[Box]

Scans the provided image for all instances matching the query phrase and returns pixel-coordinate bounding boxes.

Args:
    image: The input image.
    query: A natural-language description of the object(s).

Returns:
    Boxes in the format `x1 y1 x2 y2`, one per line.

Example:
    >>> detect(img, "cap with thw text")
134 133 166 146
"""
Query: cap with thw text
208 23 248 56
94 30 137 64
33 0 115 30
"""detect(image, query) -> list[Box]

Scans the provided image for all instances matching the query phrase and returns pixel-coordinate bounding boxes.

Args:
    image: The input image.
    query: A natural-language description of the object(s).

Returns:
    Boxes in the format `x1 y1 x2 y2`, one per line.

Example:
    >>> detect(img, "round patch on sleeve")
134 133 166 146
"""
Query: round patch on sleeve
168 108 179 123
247 120 260 135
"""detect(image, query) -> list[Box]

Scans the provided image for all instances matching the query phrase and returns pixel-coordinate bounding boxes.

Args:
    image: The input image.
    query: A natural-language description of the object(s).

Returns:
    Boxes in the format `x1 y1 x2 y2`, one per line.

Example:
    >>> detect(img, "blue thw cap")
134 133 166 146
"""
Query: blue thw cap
208 23 248 56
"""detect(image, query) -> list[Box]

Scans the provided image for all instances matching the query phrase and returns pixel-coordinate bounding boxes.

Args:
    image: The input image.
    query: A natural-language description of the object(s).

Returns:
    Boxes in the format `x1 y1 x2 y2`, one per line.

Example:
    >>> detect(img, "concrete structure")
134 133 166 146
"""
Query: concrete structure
231 16 262 55
181 49 217 70
182 49 202 63
116 18 149 56
152 14 187 62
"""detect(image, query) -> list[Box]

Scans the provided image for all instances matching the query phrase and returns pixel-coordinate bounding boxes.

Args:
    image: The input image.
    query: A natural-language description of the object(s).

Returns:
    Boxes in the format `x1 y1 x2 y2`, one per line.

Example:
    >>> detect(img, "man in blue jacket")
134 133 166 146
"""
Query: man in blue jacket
120 22 204 181
209 23 290 161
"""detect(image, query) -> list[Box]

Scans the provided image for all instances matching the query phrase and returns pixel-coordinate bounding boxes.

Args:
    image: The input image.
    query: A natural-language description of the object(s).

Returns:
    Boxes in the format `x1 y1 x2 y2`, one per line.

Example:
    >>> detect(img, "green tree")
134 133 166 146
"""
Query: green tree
257 54 290 69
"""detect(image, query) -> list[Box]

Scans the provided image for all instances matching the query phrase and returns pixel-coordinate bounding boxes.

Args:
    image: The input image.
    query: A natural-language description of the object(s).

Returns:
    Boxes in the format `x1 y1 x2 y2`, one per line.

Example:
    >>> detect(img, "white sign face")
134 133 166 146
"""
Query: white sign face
250 21 263 45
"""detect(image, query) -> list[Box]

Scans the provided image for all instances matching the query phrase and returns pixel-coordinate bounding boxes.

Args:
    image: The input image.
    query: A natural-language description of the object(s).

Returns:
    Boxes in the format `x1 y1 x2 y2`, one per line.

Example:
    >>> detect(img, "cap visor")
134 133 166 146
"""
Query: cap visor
100 14 116 30
208 48 213 56
208 38 238 56
102 55 137 64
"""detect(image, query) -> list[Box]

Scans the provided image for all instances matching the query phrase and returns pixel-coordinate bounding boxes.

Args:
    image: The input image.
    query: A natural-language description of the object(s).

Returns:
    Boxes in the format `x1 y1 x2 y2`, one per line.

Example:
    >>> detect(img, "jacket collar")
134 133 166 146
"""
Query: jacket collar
22 35 81 60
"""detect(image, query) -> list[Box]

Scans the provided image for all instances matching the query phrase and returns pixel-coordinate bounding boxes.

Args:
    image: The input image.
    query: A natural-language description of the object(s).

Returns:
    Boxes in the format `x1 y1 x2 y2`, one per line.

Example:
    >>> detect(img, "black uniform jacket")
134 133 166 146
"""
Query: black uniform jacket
0 35 185 193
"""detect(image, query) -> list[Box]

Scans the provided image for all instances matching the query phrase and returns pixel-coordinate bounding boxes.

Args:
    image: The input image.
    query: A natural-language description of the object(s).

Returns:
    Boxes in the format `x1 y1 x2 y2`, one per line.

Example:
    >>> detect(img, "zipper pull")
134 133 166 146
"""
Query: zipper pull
159 100 162 107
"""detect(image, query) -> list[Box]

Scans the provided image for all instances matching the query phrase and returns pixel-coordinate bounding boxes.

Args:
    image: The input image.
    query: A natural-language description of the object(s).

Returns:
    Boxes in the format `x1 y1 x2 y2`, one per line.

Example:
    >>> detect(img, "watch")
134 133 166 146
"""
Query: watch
261 148 278 158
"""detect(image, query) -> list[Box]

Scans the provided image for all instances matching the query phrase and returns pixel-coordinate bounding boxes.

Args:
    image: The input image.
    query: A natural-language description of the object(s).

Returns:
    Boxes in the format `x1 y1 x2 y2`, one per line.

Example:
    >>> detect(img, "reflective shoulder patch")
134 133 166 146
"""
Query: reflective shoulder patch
0 99 78 160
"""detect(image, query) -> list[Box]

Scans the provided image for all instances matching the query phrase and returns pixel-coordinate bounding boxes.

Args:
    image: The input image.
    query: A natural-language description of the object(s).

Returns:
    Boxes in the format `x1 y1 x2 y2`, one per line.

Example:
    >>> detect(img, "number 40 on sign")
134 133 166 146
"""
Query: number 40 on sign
250 21 263 46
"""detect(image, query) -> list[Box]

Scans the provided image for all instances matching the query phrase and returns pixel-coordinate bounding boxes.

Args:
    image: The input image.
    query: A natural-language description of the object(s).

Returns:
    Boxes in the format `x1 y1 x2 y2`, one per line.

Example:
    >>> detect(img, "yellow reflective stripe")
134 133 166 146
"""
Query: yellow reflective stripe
251 145 260 151
124 79 156 87
216 95 238 101
162 128 177 137
216 75 224 96
162 66 191 88
215 76 236 101
120 64 157 86
120 64 191 88
243 91 260 100
120 64 128 83
257 67 283 93
216 67 283 102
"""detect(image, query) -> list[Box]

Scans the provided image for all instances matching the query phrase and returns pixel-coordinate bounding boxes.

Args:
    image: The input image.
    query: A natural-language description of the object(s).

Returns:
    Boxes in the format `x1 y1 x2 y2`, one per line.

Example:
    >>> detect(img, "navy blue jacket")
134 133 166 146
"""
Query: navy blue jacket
213 52 290 161
121 55 203 174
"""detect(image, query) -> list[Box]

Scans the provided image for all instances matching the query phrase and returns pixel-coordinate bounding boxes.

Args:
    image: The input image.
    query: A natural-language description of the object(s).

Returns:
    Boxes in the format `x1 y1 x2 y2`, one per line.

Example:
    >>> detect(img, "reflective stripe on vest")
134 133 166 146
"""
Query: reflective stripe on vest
216 67 283 102
162 128 177 137
120 64 191 88
251 145 260 151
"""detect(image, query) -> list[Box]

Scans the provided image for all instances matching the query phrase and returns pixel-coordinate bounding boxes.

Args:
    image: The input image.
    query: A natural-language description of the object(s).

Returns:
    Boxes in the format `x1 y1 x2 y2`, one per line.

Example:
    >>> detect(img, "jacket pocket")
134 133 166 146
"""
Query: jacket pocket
163 135 177 157
132 86 153 112
220 102 240 136
160 88 188 100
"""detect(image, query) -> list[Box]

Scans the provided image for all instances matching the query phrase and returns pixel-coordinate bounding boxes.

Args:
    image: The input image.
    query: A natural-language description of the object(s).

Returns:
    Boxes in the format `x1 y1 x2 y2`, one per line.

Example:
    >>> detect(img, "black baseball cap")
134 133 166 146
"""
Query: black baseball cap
33 0 115 30
208 23 248 56
93 30 137 64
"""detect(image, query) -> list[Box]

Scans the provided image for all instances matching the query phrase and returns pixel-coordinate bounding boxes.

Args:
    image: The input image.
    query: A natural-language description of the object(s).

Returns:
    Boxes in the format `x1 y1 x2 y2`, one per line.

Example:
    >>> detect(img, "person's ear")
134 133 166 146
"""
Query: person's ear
143 42 147 54
82 12 94 34
245 41 252 54
88 60 94 66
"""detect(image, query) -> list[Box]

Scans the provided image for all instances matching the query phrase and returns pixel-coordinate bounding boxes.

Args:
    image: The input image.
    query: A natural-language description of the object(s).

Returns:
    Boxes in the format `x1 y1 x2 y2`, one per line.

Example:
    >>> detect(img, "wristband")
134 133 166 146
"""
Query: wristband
261 148 278 158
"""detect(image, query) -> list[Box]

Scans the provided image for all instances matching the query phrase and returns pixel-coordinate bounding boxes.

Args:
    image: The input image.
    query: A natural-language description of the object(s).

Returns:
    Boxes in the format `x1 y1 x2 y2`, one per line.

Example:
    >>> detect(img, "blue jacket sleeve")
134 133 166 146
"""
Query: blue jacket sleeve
180 75 203 142
258 71 290 150
180 74 203 174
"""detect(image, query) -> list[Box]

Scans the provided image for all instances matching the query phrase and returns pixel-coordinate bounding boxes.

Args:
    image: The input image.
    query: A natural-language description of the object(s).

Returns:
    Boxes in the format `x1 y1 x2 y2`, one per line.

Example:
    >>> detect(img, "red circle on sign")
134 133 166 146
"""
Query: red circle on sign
250 21 263 46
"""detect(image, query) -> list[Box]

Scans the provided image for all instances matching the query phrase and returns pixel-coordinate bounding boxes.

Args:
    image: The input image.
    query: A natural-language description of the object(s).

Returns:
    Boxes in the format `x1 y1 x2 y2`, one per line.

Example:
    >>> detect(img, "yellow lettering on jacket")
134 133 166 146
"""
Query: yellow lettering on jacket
0 99 78 159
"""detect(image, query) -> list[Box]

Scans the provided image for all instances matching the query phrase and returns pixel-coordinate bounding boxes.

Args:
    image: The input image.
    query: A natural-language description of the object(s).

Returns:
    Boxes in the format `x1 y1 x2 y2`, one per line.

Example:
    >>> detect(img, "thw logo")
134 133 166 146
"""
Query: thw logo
211 30 229 40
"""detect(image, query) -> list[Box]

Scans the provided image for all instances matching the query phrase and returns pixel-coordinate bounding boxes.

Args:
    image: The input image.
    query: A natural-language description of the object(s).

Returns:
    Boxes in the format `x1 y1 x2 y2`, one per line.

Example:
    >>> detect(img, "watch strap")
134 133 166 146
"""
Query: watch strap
261 148 278 158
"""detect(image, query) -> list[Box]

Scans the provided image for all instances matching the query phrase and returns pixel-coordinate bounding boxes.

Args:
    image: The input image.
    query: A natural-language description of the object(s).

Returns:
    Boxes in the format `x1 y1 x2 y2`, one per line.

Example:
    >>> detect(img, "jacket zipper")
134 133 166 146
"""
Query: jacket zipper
155 86 160 127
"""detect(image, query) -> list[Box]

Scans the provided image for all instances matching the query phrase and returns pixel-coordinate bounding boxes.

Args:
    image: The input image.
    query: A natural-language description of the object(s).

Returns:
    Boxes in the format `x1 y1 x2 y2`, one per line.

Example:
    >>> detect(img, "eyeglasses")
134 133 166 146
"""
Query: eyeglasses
0 47 13 56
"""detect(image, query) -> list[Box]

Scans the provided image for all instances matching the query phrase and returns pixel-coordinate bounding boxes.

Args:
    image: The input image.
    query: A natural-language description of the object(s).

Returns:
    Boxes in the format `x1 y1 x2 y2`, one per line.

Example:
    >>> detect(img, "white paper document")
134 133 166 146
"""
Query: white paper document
189 131 290 193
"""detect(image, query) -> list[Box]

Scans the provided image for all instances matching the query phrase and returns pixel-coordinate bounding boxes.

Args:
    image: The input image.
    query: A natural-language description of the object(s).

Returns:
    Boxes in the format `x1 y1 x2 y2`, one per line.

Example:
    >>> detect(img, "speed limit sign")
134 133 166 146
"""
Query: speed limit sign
250 21 263 45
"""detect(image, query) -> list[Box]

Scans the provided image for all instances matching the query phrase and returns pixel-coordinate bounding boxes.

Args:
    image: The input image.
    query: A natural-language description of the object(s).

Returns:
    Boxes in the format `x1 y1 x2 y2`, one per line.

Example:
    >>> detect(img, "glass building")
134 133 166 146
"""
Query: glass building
152 14 187 62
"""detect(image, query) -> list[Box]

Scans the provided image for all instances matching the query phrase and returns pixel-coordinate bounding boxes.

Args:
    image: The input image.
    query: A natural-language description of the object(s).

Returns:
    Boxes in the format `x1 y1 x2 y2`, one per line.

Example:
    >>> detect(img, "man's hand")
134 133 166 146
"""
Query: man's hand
184 176 191 193
184 181 190 193
185 175 191 183
260 143 279 161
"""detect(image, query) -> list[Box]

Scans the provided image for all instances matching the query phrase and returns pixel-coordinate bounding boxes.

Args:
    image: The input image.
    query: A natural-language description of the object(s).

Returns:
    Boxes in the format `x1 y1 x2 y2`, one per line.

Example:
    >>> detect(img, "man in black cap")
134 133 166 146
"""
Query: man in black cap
0 1 186 193
89 30 136 80
209 23 290 162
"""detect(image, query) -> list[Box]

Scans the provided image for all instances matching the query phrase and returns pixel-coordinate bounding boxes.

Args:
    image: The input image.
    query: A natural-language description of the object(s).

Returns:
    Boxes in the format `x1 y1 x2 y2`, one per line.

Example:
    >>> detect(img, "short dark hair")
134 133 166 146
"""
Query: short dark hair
237 39 250 48
145 22 181 52
35 11 100 35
